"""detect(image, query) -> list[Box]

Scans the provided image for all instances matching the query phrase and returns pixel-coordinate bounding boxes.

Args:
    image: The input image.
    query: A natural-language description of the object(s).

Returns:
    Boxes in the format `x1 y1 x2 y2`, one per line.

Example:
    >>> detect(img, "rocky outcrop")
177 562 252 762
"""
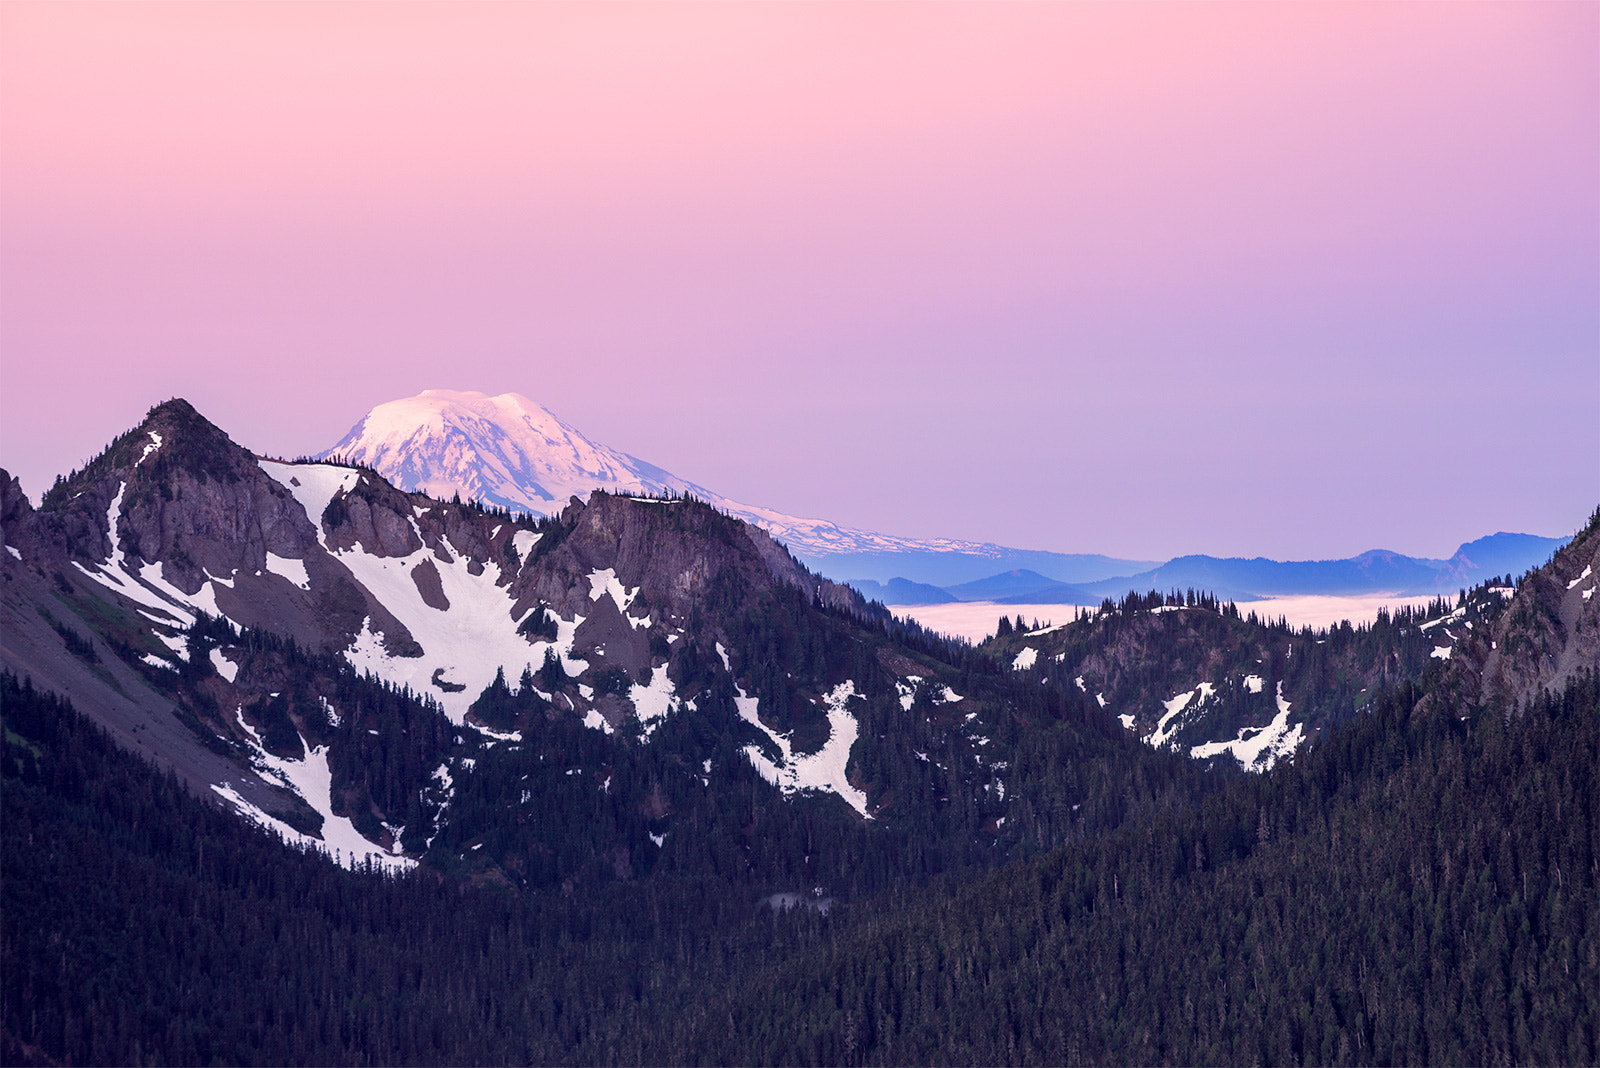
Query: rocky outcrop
508 491 867 629
0 471 36 559
18 401 316 591
1439 512 1600 712
9 401 872 724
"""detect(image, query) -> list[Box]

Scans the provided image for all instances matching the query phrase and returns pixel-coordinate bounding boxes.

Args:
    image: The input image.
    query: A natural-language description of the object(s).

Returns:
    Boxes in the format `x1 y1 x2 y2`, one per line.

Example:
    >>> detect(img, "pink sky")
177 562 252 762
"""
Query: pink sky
2 2 1595 560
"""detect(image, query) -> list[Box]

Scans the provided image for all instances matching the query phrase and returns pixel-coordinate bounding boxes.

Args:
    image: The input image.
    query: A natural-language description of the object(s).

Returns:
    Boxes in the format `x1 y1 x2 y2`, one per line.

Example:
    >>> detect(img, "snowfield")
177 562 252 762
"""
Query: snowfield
739 681 871 818
1188 681 1304 772
217 705 414 871
262 460 572 728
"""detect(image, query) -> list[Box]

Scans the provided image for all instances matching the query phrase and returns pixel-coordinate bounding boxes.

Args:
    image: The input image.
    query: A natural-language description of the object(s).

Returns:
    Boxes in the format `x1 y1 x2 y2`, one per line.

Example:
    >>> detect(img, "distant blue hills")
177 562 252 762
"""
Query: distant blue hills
794 548 1157 589
827 532 1571 606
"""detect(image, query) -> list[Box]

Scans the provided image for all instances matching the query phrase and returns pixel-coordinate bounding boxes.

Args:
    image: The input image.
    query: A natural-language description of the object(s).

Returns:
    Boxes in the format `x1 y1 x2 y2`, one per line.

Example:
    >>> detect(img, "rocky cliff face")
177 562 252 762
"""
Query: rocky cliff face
4 401 868 693
2 400 909 864
28 400 293 574
1433 510 1600 713
507 490 859 627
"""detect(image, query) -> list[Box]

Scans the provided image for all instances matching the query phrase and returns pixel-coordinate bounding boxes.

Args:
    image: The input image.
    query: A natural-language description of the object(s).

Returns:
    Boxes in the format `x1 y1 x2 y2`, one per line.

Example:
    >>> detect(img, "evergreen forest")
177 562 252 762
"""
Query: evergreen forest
4 656 1595 1064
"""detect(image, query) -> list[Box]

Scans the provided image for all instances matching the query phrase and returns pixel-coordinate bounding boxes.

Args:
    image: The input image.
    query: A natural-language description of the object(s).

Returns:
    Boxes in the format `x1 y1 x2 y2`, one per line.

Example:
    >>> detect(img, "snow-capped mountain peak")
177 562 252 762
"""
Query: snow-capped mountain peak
320 390 995 560
323 390 704 514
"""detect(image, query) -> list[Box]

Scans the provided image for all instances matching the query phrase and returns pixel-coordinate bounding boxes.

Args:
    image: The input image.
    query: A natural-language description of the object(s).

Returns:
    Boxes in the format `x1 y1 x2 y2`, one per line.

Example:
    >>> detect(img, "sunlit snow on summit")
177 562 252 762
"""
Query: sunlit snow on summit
321 390 998 560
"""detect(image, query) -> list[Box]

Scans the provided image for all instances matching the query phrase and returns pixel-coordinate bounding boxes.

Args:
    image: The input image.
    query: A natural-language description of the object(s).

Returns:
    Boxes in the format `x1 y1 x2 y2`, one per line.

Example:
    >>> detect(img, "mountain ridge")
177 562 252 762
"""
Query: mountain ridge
3 398 1094 872
4 397 1589 876
856 535 1570 607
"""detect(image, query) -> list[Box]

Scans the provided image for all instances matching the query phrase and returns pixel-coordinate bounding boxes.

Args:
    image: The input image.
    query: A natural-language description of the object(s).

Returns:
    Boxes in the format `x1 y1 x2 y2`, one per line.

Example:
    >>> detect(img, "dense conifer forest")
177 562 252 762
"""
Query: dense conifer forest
5 656 1595 1064
706 673 1599 1065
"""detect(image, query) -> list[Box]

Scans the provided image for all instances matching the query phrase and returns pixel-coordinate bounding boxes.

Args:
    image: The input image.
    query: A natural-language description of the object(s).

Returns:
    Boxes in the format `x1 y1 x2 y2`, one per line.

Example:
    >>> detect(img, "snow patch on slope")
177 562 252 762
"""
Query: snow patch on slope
588 567 639 611
1421 606 1466 632
895 676 963 711
264 553 311 591
739 682 870 818
261 460 585 729
223 705 413 871
210 648 238 683
512 529 541 558
630 663 679 739
587 567 648 628
1147 682 1215 749
1188 681 1304 773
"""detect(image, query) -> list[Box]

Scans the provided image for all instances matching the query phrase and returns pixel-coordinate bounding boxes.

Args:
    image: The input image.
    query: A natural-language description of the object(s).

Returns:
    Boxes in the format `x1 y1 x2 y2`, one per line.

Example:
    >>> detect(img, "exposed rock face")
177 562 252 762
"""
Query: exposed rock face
12 401 309 590
3 399 874 730
0 399 901 864
0 473 36 559
322 486 424 559
410 558 450 610
1439 513 1600 712
32 401 306 583
509 492 849 625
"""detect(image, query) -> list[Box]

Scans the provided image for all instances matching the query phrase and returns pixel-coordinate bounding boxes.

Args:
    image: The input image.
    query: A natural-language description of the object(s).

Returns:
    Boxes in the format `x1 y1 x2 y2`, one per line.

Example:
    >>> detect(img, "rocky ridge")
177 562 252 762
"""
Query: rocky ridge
1428 507 1600 713
2 400 1030 871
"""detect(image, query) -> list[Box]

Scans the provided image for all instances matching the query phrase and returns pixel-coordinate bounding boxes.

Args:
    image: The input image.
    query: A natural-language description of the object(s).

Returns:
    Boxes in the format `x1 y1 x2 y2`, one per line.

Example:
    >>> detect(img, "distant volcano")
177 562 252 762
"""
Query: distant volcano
319 389 1010 560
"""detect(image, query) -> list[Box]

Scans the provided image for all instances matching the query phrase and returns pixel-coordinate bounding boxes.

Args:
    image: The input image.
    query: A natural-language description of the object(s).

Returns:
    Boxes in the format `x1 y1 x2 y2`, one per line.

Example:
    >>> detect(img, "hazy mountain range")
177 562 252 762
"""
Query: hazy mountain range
850 533 1570 605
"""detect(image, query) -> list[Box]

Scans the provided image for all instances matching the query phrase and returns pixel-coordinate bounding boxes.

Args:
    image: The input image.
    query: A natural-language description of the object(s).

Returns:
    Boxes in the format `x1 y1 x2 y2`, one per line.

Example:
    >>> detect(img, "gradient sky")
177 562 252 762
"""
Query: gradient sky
2 2 1595 561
